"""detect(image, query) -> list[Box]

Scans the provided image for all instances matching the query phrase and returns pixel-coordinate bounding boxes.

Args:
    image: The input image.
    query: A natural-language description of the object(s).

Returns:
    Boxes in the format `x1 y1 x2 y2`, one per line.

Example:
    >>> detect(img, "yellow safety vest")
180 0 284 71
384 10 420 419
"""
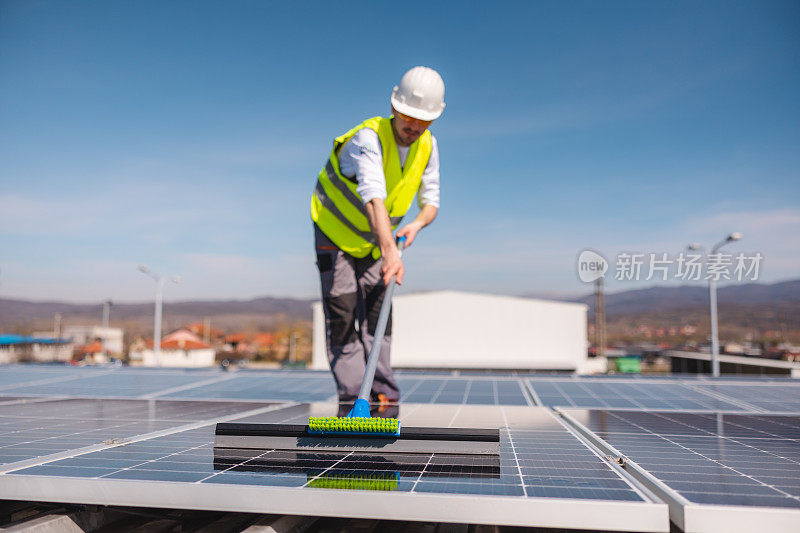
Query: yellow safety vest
310 116 432 259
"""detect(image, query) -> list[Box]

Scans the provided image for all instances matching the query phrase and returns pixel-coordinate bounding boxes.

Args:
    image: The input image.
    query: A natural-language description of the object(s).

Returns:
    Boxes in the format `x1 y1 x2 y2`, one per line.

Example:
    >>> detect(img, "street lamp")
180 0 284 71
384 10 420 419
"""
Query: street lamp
707 233 742 377
138 265 181 366
102 299 112 356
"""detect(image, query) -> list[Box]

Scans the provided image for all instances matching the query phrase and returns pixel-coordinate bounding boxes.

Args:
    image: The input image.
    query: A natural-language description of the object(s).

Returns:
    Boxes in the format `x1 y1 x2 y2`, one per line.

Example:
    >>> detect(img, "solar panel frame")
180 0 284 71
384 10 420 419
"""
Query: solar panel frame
4 472 668 530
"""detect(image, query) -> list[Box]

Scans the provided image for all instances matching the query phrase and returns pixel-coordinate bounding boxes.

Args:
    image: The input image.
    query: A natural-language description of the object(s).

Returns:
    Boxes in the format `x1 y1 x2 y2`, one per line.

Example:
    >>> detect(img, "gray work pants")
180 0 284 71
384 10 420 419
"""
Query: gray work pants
314 224 400 402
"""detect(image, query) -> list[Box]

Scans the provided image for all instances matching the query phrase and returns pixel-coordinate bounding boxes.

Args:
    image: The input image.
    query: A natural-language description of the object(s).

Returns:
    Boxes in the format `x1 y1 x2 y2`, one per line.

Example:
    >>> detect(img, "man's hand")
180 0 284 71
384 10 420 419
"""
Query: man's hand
380 247 404 286
397 205 438 249
396 221 423 248
366 200 437 286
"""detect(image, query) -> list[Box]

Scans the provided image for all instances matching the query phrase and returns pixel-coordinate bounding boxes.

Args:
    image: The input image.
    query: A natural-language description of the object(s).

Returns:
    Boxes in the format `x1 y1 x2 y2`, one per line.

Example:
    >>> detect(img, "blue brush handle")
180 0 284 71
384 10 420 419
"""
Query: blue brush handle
352 235 406 410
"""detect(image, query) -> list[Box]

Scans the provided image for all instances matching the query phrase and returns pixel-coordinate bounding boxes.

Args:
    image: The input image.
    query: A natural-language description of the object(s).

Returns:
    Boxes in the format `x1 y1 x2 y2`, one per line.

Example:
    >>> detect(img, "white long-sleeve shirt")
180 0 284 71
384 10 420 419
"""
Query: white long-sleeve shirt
337 128 440 209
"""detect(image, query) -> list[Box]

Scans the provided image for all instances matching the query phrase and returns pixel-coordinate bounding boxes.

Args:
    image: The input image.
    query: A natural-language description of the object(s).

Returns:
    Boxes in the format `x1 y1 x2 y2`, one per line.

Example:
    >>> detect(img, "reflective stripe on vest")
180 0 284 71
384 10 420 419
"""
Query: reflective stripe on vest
323 161 403 227
310 116 432 258
313 181 376 244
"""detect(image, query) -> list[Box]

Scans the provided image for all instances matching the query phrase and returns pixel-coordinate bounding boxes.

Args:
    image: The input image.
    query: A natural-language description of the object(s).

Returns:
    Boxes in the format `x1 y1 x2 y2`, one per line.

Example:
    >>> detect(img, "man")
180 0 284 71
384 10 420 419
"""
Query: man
310 66 445 403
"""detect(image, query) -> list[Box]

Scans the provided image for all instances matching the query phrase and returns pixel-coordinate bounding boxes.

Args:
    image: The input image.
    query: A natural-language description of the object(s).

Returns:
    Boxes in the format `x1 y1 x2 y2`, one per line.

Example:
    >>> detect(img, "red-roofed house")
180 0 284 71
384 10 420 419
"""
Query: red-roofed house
75 341 108 364
252 333 276 348
163 329 204 344
129 335 215 367
186 322 223 340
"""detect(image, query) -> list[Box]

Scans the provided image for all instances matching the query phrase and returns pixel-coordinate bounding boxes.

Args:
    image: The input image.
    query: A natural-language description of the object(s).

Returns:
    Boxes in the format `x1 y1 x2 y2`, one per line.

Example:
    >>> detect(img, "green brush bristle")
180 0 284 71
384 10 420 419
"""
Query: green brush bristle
307 472 398 491
308 416 399 434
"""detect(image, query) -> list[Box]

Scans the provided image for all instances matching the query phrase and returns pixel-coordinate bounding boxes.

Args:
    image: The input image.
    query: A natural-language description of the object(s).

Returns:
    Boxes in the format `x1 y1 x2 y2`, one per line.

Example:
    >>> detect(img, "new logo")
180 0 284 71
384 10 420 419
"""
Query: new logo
577 250 608 283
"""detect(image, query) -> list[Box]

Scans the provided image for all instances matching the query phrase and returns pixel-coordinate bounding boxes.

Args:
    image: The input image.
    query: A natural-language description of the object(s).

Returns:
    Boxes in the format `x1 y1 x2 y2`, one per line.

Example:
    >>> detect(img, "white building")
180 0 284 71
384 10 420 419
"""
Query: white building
129 337 215 368
0 336 73 364
60 325 124 355
312 291 601 374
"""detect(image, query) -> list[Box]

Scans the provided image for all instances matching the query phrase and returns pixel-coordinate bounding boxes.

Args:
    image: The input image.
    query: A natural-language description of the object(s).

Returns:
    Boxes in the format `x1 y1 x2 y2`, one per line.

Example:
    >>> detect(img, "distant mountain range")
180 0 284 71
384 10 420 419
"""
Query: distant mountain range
562 279 800 342
566 279 800 317
2 279 798 337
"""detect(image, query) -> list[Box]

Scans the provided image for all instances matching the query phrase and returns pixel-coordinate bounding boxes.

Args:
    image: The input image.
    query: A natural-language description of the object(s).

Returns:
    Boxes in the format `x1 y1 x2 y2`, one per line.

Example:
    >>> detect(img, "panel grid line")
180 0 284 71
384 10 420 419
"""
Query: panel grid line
523 380 541 406
683 382 766 413
197 449 275 483
501 407 528 498
142 373 241 399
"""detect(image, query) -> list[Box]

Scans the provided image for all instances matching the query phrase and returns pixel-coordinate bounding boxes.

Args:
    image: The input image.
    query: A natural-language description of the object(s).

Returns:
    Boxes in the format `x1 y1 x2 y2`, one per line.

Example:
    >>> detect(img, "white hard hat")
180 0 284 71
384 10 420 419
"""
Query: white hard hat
391 66 445 121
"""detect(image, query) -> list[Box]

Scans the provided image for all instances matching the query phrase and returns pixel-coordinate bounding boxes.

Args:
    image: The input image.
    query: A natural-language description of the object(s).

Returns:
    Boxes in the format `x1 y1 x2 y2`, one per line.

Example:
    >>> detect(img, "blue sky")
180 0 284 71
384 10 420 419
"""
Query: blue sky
1 0 798 303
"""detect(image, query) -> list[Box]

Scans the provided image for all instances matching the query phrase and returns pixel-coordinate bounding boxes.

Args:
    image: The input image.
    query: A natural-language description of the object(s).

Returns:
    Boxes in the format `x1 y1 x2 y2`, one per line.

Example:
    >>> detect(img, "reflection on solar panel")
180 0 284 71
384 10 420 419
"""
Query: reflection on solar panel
693 384 800 412
0 367 92 389
527 379 748 411
0 399 272 468
562 409 800 532
397 377 530 405
0 366 534 406
0 404 667 531
2 366 797 413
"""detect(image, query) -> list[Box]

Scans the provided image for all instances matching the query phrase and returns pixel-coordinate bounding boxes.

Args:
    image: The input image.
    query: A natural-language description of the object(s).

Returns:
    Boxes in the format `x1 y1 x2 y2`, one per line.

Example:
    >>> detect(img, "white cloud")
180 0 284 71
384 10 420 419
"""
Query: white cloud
684 208 800 234
678 208 800 274
400 207 800 297
0 252 320 302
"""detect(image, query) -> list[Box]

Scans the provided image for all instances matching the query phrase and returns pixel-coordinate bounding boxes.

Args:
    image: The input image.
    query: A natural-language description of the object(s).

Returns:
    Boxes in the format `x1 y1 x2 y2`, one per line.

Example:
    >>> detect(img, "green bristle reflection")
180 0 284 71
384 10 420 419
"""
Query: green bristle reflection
308 416 399 434
307 472 398 491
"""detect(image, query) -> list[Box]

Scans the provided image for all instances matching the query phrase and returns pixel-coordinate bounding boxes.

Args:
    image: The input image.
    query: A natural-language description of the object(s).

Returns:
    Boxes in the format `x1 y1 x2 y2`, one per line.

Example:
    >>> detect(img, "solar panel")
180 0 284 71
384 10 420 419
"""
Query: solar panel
0 368 530 406
4 365 800 529
693 383 800 413
164 374 336 402
0 367 90 389
561 409 800 532
1 366 793 411
527 379 750 411
397 377 530 405
0 404 667 531
0 398 273 468
5 370 224 398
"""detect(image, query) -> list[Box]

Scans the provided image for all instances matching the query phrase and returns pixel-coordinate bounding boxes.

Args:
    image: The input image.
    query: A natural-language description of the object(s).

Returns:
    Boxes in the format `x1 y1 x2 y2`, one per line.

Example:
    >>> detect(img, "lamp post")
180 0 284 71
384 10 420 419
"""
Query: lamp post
699 233 742 377
138 266 181 367
102 299 112 356
686 243 703 253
